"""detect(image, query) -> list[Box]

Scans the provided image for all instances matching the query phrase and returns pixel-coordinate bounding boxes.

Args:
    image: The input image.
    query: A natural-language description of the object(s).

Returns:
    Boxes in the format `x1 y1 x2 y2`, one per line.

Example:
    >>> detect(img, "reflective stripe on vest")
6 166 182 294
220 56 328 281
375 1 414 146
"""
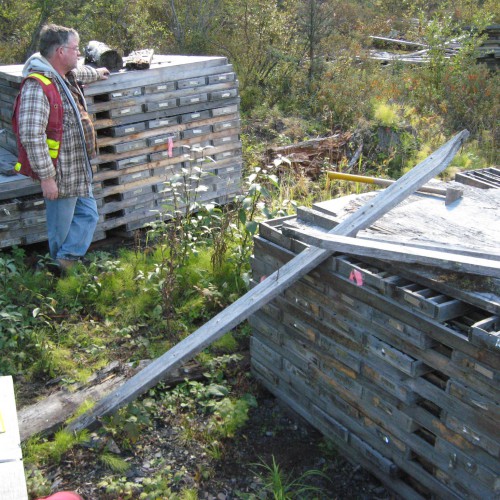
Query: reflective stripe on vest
27 72 52 86
12 73 63 178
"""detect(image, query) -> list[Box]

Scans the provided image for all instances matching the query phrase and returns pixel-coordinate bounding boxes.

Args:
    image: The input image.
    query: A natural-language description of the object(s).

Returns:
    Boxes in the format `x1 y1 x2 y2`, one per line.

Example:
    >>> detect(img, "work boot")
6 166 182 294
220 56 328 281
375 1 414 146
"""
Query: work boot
56 258 77 274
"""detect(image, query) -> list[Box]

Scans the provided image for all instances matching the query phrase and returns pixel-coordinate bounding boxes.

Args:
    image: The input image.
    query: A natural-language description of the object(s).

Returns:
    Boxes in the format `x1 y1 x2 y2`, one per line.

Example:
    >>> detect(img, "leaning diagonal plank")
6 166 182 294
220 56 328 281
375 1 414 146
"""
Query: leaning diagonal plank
66 130 469 433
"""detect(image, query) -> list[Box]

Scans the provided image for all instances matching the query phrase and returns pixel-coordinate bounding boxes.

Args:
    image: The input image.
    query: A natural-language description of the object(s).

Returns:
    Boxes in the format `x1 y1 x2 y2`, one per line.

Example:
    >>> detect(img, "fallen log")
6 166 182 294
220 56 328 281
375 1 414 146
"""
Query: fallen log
18 360 205 441
66 130 469 433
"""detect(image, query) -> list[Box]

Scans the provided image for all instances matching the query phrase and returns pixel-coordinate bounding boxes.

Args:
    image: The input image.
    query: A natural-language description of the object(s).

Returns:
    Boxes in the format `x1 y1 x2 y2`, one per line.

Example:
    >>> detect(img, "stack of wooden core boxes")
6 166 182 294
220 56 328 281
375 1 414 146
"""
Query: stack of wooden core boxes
249 185 499 499
0 55 241 248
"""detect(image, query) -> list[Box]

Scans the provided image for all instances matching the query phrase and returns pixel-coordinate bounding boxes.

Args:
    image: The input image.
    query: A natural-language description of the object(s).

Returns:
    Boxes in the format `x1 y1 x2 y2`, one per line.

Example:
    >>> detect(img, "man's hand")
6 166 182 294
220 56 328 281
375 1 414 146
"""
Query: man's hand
41 177 58 200
97 67 110 80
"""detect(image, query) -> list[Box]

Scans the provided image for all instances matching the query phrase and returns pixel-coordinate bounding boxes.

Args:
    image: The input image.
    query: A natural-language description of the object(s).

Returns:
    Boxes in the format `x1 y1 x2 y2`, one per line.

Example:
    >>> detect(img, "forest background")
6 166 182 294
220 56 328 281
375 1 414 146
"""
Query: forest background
1 0 499 169
0 1 499 499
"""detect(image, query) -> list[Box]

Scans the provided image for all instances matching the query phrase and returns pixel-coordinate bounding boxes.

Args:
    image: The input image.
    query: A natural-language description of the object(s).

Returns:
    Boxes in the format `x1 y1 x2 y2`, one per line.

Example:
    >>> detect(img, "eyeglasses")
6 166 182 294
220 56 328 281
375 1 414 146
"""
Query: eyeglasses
62 45 80 53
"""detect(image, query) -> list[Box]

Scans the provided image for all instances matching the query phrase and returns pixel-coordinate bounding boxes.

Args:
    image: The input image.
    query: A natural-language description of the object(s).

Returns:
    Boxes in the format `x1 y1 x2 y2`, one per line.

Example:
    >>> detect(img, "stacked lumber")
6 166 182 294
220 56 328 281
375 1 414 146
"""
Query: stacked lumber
0 55 242 248
368 24 500 67
455 167 500 189
249 185 500 499
477 24 500 69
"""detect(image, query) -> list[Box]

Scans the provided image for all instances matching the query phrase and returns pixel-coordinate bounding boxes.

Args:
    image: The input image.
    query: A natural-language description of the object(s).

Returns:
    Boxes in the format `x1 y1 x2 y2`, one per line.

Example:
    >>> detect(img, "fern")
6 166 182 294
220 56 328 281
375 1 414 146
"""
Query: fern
99 452 130 473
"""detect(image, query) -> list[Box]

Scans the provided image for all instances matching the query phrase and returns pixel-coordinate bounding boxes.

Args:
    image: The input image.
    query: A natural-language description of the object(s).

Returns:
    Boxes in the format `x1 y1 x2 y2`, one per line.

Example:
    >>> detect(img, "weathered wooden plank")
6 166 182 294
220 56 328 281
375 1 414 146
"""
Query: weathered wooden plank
18 361 206 441
298 204 499 263
67 131 469 432
0 376 28 500
282 223 500 278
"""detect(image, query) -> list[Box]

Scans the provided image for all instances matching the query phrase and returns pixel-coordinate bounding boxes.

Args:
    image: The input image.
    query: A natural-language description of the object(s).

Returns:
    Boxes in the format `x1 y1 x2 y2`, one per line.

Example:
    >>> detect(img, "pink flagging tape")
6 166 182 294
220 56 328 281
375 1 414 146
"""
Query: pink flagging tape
349 269 364 286
168 136 174 158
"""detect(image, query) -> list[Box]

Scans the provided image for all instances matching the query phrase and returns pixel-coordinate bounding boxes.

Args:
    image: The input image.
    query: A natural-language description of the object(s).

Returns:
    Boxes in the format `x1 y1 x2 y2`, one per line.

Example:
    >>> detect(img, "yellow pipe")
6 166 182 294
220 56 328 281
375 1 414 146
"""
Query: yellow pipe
326 171 449 196
327 171 391 187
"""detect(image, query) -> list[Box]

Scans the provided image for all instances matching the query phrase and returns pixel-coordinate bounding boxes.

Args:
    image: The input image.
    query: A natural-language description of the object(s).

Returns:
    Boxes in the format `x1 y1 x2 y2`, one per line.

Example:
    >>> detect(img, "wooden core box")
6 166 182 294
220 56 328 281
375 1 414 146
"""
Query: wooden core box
0 55 242 248
249 187 500 499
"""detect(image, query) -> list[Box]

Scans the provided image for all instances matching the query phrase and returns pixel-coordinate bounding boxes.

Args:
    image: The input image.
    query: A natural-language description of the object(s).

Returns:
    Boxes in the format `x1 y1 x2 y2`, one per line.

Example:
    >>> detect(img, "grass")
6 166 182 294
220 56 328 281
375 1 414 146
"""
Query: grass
252 455 330 500
24 429 90 466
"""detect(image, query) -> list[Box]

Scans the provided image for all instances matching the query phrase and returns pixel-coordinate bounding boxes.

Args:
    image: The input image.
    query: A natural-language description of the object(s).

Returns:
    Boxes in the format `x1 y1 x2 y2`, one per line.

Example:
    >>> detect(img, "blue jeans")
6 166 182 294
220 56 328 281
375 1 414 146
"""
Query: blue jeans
45 196 99 260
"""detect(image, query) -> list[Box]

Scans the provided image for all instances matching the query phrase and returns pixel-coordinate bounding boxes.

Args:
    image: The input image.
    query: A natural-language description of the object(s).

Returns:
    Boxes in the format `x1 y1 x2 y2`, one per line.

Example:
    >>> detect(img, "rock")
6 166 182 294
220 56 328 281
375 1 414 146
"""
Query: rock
372 485 388 496
105 438 121 455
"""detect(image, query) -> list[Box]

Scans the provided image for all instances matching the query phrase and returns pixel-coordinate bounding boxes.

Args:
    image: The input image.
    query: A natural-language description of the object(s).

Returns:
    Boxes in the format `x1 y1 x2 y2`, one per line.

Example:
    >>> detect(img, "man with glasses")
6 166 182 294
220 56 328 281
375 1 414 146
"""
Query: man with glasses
13 24 110 273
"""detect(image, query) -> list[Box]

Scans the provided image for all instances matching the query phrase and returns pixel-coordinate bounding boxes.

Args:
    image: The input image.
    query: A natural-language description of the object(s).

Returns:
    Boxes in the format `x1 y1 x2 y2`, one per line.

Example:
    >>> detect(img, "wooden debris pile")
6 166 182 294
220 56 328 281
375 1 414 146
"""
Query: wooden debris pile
477 24 500 69
368 38 460 65
0 55 242 249
266 133 351 178
367 24 500 67
249 182 500 499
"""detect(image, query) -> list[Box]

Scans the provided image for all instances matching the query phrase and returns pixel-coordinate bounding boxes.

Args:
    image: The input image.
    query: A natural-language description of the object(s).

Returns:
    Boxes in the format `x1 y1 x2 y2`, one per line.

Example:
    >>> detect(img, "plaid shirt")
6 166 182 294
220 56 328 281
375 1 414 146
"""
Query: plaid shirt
18 66 100 198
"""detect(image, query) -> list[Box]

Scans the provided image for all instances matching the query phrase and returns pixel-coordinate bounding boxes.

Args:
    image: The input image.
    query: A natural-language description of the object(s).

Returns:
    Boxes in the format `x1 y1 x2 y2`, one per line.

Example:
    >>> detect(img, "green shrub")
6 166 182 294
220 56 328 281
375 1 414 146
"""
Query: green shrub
314 58 375 130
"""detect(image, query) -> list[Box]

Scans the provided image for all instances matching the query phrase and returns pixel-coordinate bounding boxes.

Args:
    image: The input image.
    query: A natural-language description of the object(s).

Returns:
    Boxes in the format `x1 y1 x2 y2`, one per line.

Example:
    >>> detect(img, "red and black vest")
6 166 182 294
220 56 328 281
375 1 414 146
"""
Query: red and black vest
11 73 63 180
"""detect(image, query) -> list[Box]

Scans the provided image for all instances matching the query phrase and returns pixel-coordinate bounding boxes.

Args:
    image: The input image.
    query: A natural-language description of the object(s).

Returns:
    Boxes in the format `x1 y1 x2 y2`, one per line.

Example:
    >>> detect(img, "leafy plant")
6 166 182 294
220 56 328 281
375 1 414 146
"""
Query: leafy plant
102 400 153 449
373 102 400 128
25 467 51 499
208 393 257 439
